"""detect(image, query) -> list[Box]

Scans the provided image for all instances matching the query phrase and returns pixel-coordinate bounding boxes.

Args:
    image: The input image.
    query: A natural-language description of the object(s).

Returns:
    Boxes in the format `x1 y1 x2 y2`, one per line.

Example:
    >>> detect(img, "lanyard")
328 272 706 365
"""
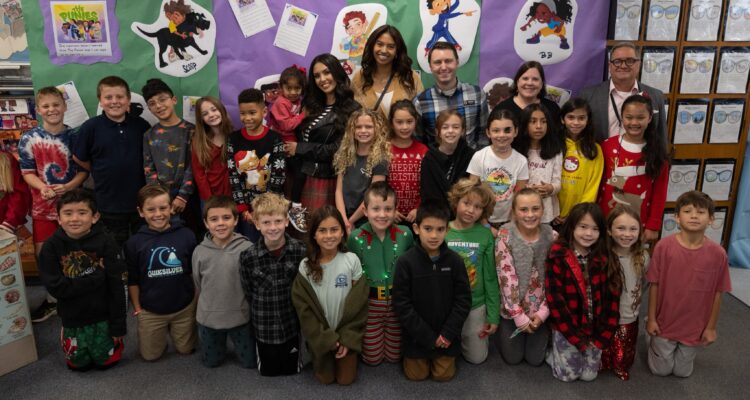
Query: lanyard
610 92 622 128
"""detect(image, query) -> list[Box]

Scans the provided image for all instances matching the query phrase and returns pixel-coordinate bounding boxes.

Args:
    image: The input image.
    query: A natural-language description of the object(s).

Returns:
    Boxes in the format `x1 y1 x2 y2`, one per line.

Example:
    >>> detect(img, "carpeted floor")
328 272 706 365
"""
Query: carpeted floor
2 285 748 400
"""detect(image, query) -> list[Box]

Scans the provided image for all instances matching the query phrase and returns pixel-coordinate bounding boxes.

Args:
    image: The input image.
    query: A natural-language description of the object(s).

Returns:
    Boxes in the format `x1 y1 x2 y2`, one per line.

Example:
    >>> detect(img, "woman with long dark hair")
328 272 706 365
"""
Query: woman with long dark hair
284 54 361 225
351 25 423 117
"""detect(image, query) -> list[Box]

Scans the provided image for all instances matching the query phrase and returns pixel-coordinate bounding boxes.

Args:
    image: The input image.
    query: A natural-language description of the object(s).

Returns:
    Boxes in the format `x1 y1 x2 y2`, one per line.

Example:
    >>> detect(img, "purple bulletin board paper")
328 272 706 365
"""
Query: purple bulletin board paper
40 0 122 64
214 0 346 128
478 0 608 97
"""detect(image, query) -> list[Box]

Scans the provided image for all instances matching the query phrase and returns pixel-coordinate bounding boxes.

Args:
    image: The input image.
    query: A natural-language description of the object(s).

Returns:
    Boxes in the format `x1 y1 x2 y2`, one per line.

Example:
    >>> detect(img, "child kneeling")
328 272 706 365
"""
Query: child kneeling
392 200 472 381
38 189 126 371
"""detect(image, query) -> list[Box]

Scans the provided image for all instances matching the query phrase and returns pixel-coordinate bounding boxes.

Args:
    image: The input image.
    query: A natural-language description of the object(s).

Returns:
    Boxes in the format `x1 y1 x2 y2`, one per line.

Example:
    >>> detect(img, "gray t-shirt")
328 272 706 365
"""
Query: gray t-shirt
342 155 388 216
619 253 649 324
299 252 363 329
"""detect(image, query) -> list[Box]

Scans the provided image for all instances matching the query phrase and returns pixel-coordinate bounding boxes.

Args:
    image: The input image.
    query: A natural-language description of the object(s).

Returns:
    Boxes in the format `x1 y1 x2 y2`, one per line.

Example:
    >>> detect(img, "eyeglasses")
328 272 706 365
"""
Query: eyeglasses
644 59 673 73
721 58 750 73
610 58 640 67
729 5 750 20
617 5 641 19
691 5 720 20
704 169 732 182
714 110 742 124
669 170 697 184
678 110 706 124
684 59 713 73
146 95 172 108
650 5 680 19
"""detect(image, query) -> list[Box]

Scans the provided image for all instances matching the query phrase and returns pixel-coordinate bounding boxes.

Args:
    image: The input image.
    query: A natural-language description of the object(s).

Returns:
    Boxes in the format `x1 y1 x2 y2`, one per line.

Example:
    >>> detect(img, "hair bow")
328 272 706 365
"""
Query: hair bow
293 64 307 75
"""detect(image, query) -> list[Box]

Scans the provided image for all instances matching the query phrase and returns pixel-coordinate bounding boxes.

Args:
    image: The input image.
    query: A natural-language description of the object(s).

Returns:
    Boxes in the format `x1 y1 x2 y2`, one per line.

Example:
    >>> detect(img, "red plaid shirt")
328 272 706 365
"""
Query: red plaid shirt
544 242 619 351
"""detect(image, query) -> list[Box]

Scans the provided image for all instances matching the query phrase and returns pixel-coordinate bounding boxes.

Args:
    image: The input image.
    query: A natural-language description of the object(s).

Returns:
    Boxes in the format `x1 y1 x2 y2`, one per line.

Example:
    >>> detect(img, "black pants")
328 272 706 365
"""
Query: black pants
257 336 300 376
100 212 142 248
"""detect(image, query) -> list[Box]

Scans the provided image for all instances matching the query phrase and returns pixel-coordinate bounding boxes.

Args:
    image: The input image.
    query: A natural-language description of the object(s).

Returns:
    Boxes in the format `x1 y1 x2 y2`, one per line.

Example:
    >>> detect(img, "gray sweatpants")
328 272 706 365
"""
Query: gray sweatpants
495 318 549 366
461 305 489 364
647 335 699 377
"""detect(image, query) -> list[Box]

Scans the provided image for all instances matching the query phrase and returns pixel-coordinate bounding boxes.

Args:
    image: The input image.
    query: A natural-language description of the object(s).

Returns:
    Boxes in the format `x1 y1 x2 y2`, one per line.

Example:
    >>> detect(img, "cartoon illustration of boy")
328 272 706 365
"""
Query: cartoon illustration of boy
425 0 476 56
164 0 201 62
520 0 573 50
339 11 369 73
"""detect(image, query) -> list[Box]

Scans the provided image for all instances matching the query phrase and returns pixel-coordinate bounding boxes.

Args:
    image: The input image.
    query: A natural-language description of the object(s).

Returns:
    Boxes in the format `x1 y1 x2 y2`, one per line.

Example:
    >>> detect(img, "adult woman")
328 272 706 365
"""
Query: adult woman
351 25 424 118
492 61 560 127
285 53 361 212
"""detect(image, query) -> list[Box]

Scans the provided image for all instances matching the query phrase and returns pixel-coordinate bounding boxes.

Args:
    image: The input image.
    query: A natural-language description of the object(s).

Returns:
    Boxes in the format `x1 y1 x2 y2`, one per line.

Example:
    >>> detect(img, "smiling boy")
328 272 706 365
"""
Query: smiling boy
347 182 413 366
74 76 151 247
142 78 195 216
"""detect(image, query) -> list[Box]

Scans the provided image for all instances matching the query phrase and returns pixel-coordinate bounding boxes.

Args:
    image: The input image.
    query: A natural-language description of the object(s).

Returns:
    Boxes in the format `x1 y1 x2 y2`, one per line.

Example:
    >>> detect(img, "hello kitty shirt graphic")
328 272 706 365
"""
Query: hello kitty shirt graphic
564 155 579 172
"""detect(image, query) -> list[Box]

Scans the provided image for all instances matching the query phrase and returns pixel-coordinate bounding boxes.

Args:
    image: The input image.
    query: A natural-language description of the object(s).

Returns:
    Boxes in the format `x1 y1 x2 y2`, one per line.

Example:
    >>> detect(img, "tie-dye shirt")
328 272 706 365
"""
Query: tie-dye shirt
18 126 79 220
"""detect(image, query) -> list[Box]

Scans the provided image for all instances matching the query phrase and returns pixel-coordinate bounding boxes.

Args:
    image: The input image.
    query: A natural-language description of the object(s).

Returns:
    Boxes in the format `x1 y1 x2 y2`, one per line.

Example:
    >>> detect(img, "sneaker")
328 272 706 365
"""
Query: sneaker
31 300 57 323
288 205 309 233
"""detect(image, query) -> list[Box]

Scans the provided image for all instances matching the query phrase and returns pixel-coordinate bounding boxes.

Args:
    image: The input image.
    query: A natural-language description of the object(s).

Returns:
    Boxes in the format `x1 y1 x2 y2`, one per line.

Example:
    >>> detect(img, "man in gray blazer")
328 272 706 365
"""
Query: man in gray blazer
579 42 667 143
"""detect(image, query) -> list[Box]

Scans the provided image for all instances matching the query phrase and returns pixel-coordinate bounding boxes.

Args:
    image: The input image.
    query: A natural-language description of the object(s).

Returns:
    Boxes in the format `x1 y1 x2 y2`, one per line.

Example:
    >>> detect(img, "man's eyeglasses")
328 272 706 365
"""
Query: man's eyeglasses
610 58 640 67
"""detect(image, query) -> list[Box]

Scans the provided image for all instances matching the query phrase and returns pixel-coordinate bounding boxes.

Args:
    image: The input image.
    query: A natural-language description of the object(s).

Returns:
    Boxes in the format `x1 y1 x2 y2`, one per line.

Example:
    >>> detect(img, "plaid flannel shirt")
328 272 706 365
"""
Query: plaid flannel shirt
544 242 619 352
413 80 489 150
239 234 306 344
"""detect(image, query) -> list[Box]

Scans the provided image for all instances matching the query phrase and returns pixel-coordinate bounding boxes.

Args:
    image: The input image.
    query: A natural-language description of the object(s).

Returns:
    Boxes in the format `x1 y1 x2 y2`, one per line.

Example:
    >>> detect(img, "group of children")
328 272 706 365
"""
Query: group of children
1 68 730 385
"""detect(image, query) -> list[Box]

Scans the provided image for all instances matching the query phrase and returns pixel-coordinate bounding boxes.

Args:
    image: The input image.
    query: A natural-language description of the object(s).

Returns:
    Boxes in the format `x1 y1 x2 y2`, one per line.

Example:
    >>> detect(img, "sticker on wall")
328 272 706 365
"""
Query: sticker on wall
42 0 122 64
417 0 481 73
514 0 577 65
483 77 514 110
131 0 215 77
330 4 387 77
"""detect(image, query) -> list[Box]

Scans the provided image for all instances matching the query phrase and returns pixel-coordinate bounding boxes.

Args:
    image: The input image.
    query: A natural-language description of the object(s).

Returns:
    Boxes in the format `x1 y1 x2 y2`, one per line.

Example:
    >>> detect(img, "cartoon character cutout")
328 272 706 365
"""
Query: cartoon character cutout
521 0 573 49
330 4 386 76
132 0 216 77
424 0 476 56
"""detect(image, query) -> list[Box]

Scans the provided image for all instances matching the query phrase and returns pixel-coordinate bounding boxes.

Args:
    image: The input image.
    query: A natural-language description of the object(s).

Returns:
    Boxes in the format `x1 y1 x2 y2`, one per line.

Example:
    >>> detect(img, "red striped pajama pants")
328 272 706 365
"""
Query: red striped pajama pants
361 298 401 366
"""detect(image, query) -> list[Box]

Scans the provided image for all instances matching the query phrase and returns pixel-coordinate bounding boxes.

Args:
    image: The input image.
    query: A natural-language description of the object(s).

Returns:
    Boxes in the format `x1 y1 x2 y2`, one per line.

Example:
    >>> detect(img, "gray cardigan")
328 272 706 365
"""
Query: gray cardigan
192 233 253 329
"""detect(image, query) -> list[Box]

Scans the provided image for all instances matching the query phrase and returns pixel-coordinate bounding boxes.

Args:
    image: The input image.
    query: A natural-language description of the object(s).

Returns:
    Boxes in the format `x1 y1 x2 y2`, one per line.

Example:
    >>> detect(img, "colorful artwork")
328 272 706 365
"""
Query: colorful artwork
0 0 27 62
416 0 480 73
513 0 577 65
132 0 216 77
330 4 386 76
51 1 111 55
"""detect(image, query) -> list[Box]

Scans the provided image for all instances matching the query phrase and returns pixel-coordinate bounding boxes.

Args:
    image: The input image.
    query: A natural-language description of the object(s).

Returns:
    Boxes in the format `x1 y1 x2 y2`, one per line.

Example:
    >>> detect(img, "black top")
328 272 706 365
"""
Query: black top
419 137 475 207
491 96 561 130
38 223 127 336
73 113 151 214
392 242 471 359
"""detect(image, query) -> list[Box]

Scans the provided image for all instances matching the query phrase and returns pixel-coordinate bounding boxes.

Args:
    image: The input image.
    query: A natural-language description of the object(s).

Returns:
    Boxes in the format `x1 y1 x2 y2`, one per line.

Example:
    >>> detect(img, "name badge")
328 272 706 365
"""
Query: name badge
440 267 451 272
464 100 476 106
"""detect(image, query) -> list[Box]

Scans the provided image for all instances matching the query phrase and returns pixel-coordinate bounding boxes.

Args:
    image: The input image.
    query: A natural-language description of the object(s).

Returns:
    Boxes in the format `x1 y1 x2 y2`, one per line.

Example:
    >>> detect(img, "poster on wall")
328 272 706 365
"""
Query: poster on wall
229 0 275 38
0 233 33 347
514 0 576 66
132 0 216 77
686 0 721 42
42 0 121 64
329 3 387 77
645 0 680 41
613 0 642 41
416 0 480 73
725 0 750 41
0 0 28 62
273 3 319 57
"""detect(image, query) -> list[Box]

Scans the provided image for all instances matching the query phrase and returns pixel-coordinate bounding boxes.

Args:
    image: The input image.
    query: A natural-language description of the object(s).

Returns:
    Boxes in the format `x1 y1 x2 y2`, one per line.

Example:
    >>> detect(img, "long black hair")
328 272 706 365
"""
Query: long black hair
514 103 563 160
621 94 668 179
360 25 416 94
302 53 360 135
560 98 598 160
559 202 607 260
305 205 348 284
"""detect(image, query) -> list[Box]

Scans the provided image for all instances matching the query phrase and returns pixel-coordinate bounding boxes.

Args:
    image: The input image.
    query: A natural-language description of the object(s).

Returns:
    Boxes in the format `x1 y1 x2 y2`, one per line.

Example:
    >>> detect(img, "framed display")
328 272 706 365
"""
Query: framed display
667 159 700 202
646 0 681 41
709 100 745 143
614 0 644 40
640 47 674 94
686 0 722 41
680 47 715 94
716 48 750 94
707 207 728 245
701 159 735 201
725 0 750 41
673 100 709 144
661 208 678 239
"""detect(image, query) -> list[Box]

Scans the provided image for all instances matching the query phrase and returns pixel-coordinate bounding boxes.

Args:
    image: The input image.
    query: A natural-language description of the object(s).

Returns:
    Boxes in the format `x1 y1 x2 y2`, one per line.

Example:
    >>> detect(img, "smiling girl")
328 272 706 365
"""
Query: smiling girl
598 94 669 243
467 109 529 234
192 96 233 201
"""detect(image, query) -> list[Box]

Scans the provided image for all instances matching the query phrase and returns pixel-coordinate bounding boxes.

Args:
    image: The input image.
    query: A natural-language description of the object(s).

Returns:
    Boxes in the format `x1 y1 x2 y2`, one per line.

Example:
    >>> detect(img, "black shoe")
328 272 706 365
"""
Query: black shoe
31 300 57 323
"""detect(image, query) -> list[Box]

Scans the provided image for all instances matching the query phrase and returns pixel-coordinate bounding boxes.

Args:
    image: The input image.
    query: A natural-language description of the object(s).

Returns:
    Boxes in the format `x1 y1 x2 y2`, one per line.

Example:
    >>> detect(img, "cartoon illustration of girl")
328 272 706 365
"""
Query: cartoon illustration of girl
520 0 573 50
425 0 476 56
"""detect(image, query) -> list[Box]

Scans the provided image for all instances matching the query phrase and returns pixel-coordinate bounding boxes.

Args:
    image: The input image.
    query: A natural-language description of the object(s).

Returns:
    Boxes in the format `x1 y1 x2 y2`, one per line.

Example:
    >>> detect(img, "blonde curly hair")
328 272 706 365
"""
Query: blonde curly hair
333 109 391 175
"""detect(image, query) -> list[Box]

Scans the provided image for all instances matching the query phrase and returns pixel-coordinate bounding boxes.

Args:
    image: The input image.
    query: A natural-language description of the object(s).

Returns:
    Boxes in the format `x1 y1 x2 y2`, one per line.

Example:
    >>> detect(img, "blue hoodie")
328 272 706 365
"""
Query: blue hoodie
125 220 197 314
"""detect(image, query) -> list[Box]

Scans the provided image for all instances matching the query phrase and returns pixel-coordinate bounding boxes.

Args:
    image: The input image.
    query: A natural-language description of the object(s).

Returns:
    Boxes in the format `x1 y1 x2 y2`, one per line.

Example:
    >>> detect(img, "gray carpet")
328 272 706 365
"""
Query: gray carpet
2 285 749 400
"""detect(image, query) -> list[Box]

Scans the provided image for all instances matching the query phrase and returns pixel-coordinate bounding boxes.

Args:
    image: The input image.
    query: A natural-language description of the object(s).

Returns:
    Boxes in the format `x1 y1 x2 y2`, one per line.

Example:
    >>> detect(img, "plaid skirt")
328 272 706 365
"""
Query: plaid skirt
301 176 336 211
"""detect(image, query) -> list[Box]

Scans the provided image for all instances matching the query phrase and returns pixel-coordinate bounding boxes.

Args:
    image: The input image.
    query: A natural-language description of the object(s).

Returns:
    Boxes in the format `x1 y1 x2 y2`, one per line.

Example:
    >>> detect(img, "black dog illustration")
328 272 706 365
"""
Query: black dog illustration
138 12 211 68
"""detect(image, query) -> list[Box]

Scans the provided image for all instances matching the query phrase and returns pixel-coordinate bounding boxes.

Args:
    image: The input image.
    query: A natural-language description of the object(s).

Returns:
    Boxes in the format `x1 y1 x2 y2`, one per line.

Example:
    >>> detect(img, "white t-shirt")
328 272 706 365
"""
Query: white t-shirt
467 147 529 223
527 149 563 223
299 252 363 329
